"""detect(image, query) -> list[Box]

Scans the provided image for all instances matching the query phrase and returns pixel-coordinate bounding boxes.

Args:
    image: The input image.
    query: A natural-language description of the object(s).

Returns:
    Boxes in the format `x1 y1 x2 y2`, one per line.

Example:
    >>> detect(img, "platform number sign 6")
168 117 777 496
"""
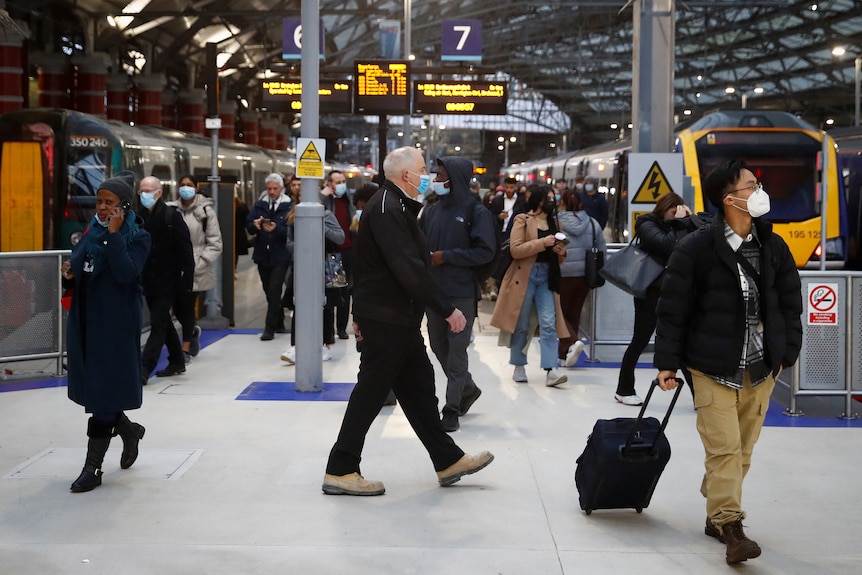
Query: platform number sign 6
281 18 324 60
441 20 482 62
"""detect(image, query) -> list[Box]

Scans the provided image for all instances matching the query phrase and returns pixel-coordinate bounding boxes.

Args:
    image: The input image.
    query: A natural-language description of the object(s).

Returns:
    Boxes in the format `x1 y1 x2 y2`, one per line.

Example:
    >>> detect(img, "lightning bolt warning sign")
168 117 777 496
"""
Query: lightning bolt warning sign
631 161 674 204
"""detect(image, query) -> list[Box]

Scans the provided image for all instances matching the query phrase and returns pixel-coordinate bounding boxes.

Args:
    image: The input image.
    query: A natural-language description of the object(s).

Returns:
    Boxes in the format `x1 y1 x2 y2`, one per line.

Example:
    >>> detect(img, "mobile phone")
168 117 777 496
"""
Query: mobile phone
261 218 272 225
119 199 132 215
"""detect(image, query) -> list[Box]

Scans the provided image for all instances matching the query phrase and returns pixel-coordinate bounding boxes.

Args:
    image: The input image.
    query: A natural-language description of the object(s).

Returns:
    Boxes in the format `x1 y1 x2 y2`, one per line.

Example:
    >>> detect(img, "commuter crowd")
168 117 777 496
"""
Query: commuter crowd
59 154 801 566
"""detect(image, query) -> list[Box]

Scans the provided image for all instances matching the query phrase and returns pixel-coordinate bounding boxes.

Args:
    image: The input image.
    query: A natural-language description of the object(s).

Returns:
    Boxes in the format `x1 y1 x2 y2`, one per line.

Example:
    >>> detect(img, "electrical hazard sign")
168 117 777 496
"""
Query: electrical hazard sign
807 283 838 325
632 161 674 204
297 137 326 178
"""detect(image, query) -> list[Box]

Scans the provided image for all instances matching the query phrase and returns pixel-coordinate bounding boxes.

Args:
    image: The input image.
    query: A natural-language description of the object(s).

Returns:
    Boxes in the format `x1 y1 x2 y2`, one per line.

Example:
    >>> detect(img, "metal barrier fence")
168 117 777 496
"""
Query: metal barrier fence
789 271 862 419
581 250 861 419
0 250 69 376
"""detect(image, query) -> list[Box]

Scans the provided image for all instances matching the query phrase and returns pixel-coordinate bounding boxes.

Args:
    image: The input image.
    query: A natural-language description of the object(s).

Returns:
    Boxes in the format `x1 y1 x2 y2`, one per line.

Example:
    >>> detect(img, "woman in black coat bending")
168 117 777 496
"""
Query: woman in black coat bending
62 172 152 492
615 192 696 406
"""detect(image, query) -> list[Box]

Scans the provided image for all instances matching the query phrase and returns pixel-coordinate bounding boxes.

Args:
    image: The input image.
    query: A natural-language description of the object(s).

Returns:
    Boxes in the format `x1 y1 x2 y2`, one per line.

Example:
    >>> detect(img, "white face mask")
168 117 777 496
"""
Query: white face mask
728 184 770 218
355 209 362 221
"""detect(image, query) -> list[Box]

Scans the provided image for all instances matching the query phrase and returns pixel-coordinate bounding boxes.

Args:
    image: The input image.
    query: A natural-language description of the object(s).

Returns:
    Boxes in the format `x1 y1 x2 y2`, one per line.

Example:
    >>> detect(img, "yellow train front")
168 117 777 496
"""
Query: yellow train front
674 110 846 269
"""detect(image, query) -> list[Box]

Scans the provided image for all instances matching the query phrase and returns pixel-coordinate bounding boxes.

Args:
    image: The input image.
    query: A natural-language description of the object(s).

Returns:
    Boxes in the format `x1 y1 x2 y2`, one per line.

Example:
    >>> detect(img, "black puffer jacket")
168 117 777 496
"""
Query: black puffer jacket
352 180 455 327
654 210 802 378
635 212 697 266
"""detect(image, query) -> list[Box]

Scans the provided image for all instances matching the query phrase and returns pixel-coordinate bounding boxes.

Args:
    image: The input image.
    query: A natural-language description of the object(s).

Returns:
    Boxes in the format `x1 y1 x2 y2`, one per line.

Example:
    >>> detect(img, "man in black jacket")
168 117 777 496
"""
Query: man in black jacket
654 159 802 565
323 147 494 496
138 176 194 382
420 156 496 432
246 173 292 340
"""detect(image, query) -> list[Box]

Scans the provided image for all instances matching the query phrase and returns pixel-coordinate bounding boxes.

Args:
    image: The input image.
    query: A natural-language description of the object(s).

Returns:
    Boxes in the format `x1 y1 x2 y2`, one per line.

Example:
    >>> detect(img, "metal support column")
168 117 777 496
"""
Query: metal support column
631 0 675 154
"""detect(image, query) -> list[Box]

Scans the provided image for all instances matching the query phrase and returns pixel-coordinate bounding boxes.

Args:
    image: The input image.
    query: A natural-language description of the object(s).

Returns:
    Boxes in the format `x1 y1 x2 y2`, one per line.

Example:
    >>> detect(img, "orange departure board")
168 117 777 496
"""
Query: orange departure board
413 81 507 115
260 79 351 113
354 60 411 114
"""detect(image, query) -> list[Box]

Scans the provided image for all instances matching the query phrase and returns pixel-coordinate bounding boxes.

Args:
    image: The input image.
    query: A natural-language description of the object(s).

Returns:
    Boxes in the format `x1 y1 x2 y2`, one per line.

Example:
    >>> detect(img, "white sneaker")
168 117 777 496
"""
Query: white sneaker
545 369 568 387
321 345 332 362
512 365 528 383
565 340 586 367
280 346 296 364
614 393 644 406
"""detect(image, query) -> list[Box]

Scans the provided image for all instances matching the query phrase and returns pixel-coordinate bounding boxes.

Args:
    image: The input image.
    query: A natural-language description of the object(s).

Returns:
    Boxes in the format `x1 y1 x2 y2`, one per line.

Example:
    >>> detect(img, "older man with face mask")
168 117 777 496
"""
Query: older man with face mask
322 147 493 497
138 176 194 382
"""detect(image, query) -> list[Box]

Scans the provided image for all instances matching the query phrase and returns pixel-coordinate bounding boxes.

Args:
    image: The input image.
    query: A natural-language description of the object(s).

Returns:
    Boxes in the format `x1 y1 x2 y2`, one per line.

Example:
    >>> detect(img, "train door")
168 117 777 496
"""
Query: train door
174 146 191 193
0 142 44 251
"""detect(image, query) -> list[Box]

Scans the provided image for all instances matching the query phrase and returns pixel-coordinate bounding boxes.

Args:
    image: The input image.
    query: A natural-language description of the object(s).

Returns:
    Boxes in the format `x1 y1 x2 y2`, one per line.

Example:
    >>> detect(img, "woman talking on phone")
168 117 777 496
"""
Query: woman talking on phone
62 171 151 492
616 192 697 406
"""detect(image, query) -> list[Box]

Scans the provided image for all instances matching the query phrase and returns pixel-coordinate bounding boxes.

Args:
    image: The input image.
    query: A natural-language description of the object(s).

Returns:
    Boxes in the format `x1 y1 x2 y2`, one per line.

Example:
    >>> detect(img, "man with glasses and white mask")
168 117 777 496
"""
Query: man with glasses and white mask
653 159 802 565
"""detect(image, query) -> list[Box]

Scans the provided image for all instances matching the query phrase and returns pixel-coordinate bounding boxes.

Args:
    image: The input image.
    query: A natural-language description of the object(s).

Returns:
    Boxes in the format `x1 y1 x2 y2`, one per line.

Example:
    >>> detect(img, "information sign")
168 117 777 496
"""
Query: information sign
260 80 351 113
354 60 410 115
282 18 324 60
441 20 482 62
412 81 506 115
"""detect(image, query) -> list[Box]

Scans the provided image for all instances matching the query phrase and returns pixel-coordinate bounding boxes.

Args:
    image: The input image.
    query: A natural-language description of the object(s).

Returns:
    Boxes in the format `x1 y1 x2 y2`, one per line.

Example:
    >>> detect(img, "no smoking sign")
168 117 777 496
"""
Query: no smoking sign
807 283 838 325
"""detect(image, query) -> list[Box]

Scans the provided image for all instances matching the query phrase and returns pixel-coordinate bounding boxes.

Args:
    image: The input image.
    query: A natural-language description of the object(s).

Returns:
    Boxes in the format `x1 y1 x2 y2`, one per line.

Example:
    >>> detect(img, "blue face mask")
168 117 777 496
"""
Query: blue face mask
409 171 431 195
179 185 196 200
585 184 595 192
94 214 110 228
139 192 156 209
334 182 347 197
431 181 450 195
555 193 561 201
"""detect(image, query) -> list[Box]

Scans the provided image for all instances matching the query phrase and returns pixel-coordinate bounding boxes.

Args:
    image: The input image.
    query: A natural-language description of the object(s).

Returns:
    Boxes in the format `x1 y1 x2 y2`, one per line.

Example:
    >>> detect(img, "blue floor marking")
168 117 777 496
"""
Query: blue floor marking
236 381 356 401
763 400 862 428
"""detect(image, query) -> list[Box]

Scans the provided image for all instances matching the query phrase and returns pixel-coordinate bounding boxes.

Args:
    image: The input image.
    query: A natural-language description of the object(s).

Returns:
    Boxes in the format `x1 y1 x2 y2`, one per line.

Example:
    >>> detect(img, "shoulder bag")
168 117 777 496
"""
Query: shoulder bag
599 235 665 299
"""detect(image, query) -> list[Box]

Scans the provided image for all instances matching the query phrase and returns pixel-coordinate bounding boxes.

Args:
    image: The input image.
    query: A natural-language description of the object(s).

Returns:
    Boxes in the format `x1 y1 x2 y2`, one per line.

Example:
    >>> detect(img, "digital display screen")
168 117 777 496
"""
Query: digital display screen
413 81 507 115
354 60 410 114
260 80 352 114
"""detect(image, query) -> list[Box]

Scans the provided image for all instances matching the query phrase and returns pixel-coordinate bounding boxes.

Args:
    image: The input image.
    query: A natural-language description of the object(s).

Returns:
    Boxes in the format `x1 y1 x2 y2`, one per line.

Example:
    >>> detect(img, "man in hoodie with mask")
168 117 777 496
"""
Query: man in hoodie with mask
420 157 497 432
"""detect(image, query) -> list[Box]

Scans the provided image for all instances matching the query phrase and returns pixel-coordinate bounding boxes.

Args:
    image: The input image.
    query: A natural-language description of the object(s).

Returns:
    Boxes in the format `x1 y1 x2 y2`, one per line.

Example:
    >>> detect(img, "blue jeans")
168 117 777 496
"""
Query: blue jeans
510 262 558 370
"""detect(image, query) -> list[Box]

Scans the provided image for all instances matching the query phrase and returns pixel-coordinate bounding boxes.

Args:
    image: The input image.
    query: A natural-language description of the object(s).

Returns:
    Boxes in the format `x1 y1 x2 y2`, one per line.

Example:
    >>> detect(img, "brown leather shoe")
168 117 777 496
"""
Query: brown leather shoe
321 472 385 496
721 520 761 564
436 451 494 486
705 517 724 542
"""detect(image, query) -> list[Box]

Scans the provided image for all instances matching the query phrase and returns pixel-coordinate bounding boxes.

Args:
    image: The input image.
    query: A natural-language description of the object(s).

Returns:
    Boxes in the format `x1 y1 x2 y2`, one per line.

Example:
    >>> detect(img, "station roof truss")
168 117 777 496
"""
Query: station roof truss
5 0 862 145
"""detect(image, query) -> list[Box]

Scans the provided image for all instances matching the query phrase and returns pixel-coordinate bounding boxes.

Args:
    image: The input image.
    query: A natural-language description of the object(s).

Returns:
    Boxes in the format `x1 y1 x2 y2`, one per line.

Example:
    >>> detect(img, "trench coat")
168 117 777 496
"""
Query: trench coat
490 212 569 338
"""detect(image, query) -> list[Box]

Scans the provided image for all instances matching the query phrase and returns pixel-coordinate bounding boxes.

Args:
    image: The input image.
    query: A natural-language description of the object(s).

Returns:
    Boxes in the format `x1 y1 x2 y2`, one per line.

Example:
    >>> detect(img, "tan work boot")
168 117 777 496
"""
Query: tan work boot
437 451 494 486
721 519 761 564
322 472 385 496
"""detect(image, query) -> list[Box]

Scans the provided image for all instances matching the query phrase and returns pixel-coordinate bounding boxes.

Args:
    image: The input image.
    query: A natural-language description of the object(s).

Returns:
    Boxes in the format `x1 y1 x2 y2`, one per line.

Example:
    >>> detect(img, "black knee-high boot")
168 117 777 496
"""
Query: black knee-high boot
115 413 145 469
70 417 114 493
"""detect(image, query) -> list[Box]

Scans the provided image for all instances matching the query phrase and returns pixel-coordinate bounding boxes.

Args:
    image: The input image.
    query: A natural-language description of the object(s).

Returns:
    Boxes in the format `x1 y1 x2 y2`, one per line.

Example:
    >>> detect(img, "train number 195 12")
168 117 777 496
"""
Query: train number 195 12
69 136 109 148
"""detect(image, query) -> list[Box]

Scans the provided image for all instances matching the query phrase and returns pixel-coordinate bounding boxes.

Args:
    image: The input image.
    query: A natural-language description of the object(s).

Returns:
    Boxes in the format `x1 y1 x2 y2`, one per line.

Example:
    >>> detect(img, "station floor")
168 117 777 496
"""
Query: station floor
1 257 860 574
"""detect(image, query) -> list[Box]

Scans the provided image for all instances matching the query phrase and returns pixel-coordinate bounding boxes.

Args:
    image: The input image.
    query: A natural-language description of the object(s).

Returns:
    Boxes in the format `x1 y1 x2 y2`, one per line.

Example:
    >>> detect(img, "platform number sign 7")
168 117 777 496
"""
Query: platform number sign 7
441 20 482 62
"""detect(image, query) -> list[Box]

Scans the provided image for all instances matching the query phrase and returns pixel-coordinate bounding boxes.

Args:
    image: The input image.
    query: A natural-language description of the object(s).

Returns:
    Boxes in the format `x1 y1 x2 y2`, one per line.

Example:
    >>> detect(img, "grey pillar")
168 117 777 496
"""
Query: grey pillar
632 0 675 154
295 0 324 392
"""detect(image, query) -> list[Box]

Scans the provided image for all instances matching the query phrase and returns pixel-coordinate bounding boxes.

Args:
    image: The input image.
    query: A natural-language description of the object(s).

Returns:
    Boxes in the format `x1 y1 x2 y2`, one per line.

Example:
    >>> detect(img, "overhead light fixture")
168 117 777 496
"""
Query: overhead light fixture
832 46 846 57
725 86 736 94
753 86 764 94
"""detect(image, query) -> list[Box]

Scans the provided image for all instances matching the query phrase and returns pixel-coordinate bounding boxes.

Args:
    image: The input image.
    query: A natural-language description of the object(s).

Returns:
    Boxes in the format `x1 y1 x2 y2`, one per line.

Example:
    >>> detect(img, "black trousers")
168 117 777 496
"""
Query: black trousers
326 318 464 476
142 293 184 374
618 287 693 396
173 290 203 341
257 263 288 332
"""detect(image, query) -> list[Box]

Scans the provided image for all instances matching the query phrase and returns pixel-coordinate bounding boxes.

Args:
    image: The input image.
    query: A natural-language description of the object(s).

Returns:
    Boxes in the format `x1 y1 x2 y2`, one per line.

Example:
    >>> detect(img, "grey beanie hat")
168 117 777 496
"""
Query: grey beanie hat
98 171 136 204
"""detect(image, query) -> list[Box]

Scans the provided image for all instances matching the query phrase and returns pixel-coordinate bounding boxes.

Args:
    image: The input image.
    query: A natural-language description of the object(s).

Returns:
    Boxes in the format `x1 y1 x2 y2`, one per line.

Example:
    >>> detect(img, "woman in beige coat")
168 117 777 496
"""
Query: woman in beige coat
490 185 569 387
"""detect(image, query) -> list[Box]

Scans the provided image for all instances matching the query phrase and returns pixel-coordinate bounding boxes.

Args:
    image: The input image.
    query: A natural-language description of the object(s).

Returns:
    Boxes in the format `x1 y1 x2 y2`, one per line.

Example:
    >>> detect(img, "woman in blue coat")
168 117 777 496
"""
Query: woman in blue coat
63 171 152 493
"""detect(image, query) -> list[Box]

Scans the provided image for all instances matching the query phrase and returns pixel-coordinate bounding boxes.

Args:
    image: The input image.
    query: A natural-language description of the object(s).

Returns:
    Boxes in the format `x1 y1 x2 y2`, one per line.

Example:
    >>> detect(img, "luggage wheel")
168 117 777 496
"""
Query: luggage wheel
585 509 592 515
636 507 643 513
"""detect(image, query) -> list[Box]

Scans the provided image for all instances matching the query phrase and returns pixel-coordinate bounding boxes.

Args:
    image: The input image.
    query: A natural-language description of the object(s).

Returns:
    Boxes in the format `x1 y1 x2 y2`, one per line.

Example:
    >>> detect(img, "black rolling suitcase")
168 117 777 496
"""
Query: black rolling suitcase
575 378 683 514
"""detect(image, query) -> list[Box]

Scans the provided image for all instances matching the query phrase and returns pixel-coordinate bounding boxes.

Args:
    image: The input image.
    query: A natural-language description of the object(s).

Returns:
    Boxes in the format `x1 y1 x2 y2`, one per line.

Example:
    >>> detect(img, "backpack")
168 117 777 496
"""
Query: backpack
466 202 501 284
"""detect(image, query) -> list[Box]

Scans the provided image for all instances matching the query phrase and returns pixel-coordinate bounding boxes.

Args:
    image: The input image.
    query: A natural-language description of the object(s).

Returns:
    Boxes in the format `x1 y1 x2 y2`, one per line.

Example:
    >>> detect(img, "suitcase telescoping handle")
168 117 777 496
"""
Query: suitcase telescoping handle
622 377 684 456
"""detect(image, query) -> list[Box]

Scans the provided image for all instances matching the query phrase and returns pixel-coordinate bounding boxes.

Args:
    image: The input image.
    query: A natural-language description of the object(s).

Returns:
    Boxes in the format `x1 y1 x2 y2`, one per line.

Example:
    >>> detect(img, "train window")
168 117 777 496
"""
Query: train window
68 147 109 197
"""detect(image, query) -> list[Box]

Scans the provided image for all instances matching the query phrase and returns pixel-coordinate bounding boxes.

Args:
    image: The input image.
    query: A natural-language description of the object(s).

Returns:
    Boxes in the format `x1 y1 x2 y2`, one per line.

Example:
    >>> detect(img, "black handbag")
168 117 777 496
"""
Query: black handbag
585 219 605 288
599 236 665 299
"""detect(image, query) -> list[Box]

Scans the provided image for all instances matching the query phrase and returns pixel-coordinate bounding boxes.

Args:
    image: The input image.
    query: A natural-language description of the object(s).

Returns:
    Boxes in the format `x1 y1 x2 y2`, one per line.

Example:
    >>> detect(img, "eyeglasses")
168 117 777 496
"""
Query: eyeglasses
730 182 763 194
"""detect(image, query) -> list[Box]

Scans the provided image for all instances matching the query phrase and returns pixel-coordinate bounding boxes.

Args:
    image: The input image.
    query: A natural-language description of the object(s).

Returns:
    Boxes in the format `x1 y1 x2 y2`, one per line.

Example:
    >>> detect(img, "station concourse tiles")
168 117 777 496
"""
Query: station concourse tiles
1 326 860 574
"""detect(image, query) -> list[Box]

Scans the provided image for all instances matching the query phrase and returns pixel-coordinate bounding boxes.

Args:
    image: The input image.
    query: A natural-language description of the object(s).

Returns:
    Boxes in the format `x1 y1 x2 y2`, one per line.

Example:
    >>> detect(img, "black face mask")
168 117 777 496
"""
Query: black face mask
543 201 556 214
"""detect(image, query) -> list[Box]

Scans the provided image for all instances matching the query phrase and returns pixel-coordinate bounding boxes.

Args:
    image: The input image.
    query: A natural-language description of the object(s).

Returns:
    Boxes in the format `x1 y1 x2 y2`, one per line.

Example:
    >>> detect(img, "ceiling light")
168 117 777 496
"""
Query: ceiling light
832 46 846 57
